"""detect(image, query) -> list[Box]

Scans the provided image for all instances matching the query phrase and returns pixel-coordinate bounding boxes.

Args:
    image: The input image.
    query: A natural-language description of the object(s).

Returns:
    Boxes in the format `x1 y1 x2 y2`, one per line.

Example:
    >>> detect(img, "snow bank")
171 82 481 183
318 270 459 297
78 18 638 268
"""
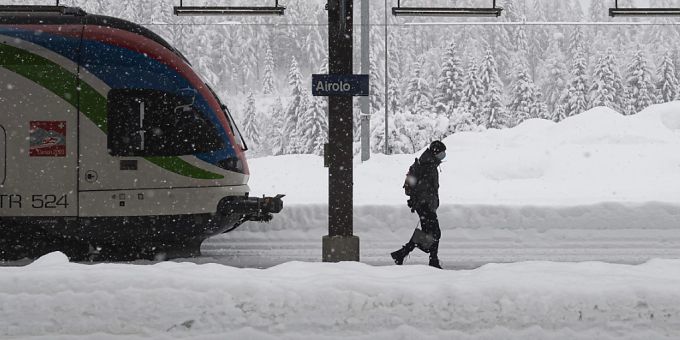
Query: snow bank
250 103 680 206
2 252 680 339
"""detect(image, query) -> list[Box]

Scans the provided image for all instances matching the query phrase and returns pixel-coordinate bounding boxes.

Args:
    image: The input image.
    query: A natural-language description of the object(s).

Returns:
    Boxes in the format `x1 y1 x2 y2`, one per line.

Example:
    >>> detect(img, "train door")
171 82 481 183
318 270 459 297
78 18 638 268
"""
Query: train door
0 26 81 217
0 125 5 186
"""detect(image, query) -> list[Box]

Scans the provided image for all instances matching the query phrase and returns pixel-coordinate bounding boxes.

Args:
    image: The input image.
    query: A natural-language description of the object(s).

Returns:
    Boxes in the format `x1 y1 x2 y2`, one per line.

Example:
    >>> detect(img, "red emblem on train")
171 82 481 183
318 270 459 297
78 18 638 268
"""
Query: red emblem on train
29 121 66 157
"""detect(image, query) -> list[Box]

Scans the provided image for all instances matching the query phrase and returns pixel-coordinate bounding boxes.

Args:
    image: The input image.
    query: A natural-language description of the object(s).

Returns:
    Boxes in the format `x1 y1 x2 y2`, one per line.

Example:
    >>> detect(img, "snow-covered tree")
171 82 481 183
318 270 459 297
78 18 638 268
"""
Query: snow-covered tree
527 0 550 67
515 24 529 57
622 88 637 116
118 0 137 22
563 49 589 118
434 41 465 117
461 61 485 123
488 25 514 82
656 51 679 103
626 49 656 113
304 28 326 76
241 92 260 150
501 0 522 21
568 27 587 60
527 26 548 80
589 49 624 111
370 111 386 154
289 91 310 154
396 53 445 150
137 1 158 23
529 0 547 21
370 112 388 154
262 44 275 95
571 0 585 21
508 63 543 126
318 56 329 77
386 111 416 154
540 37 569 113
448 107 476 134
643 22 671 52
404 56 433 115
234 28 256 94
589 0 608 22
552 104 567 122
369 52 384 115
386 31 403 118
84 0 106 15
268 97 286 156
387 76 402 119
282 56 307 154
393 110 438 154
300 95 328 155
353 100 362 143
479 49 508 128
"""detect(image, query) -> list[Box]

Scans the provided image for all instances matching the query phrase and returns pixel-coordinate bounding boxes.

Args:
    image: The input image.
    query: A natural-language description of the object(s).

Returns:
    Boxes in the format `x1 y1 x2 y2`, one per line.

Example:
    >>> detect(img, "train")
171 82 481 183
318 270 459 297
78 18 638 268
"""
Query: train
0 5 283 260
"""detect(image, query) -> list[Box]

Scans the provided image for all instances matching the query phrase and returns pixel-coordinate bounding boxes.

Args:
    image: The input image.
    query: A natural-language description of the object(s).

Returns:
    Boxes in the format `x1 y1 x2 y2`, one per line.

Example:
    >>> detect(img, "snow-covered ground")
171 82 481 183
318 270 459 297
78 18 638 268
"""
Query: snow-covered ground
4 104 680 339
3 252 680 339
209 103 680 267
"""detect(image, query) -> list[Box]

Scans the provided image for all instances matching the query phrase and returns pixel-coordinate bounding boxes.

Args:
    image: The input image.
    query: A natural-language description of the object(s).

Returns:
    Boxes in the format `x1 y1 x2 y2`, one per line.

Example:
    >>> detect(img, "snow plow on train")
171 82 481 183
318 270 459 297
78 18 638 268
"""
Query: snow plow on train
0 5 283 260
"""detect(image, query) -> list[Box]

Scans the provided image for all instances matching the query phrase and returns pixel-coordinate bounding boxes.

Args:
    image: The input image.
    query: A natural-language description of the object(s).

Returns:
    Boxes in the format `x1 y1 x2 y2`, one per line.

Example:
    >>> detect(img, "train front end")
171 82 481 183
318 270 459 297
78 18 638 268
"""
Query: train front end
0 6 283 260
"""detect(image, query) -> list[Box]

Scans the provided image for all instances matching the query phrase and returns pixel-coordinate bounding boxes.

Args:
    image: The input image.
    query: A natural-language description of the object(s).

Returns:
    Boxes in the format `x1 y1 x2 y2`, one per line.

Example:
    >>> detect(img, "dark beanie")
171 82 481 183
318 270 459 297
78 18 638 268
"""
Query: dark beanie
430 140 446 155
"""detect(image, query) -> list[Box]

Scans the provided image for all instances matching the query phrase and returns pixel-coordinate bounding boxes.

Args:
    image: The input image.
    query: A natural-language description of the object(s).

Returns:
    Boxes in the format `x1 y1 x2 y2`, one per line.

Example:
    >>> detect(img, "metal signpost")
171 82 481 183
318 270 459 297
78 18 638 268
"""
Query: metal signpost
319 0 363 262
360 0 370 162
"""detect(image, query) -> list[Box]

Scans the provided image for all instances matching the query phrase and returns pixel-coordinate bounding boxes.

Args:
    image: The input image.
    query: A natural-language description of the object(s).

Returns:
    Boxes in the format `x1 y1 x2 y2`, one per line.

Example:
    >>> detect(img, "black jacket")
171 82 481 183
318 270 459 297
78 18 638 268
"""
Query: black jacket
413 148 441 211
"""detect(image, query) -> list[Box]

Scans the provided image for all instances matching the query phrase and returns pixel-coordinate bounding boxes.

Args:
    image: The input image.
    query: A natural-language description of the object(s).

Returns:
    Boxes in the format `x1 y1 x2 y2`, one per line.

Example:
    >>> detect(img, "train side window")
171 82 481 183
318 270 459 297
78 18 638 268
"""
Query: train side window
107 89 225 157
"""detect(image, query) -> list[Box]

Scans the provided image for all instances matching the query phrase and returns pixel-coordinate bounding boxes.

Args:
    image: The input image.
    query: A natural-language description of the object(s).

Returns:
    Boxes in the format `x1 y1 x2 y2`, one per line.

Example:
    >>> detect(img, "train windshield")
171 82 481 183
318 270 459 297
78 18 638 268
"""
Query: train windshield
107 89 225 157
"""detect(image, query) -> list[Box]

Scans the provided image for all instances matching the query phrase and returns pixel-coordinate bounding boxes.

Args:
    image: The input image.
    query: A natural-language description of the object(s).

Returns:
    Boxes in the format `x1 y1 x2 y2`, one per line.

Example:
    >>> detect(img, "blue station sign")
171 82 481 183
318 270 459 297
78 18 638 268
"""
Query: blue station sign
312 74 369 97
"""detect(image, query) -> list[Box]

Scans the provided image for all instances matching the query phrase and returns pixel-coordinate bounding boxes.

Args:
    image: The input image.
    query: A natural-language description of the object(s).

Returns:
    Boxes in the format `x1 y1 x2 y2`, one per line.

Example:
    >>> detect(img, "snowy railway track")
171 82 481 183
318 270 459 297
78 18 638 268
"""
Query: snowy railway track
3 234 680 268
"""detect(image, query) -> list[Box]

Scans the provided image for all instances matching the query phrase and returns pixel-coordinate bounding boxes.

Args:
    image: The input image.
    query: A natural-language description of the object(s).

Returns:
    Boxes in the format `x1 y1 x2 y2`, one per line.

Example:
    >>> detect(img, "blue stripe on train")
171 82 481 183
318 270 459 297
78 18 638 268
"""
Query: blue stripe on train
0 26 81 62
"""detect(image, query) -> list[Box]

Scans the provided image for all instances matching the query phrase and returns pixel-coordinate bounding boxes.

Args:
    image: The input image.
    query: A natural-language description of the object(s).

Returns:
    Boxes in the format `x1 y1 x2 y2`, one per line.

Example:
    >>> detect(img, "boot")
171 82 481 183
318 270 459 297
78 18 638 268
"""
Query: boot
428 240 441 269
391 247 410 265
429 257 442 269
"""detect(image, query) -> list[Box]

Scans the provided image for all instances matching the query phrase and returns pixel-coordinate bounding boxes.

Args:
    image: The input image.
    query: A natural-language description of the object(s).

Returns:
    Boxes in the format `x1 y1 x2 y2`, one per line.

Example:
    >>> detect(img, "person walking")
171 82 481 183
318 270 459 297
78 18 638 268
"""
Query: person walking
391 140 446 269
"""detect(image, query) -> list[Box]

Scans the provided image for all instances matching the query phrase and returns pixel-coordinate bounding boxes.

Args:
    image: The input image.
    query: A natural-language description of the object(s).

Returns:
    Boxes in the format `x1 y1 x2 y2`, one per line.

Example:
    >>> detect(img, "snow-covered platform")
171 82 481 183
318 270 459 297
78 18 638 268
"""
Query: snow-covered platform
209 103 680 268
1 252 680 339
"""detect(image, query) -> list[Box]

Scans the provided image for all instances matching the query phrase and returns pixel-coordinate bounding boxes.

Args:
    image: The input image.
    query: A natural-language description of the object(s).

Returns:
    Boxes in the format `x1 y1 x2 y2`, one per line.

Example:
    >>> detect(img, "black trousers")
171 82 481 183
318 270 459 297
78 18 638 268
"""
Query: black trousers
404 204 441 259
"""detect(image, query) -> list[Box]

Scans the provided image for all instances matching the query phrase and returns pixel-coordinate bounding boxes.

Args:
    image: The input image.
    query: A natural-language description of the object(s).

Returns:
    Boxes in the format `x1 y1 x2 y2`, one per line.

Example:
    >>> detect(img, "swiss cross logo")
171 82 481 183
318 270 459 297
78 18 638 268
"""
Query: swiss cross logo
29 121 67 157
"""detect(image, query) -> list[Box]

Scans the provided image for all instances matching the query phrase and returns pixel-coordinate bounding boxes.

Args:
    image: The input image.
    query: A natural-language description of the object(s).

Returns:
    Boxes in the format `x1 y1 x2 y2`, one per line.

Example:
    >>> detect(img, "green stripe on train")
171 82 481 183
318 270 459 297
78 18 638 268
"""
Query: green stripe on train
0 43 224 180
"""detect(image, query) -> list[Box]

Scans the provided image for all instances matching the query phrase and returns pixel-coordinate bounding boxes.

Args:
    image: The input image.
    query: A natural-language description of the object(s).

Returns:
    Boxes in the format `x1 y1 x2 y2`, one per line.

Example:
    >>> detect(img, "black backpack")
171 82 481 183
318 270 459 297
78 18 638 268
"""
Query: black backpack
403 158 421 197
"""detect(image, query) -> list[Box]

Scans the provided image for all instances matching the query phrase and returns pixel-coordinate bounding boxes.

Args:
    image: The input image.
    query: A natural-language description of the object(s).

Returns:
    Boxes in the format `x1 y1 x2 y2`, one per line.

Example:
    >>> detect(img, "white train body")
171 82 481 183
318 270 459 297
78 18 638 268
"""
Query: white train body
0 6 283 260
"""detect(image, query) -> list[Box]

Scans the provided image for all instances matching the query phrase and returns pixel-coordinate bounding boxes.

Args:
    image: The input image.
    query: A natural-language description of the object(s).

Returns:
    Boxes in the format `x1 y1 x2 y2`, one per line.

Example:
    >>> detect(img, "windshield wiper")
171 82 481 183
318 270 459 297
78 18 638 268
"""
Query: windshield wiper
222 104 248 151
